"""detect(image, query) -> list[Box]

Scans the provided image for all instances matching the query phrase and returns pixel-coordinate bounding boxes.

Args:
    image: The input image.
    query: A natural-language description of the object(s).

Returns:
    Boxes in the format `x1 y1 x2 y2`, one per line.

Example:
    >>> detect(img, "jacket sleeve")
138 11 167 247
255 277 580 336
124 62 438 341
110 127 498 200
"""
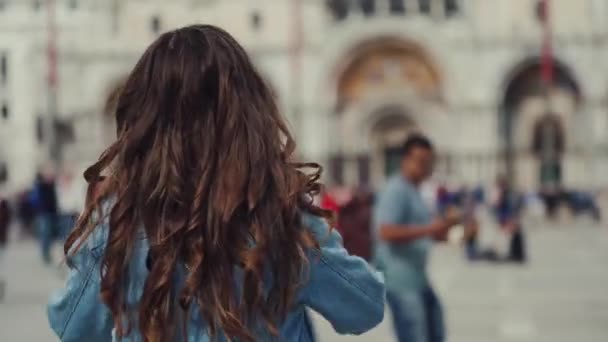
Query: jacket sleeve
47 227 113 342
300 214 385 335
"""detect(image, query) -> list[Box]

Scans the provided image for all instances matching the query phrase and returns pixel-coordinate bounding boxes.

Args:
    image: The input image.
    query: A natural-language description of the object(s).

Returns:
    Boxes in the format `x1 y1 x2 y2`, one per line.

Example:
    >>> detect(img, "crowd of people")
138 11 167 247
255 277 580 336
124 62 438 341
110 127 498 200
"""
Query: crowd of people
323 169 604 268
0 167 86 300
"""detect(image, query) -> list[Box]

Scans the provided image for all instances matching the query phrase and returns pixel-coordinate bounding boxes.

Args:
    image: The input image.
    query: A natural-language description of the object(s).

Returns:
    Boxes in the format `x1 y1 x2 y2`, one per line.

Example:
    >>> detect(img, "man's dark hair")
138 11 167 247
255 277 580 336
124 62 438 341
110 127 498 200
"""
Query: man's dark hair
402 134 434 157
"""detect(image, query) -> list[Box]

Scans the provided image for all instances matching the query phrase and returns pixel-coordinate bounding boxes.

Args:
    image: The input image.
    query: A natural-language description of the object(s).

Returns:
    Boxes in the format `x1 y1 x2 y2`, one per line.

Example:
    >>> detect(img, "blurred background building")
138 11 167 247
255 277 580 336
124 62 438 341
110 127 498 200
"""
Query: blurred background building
1 0 608 193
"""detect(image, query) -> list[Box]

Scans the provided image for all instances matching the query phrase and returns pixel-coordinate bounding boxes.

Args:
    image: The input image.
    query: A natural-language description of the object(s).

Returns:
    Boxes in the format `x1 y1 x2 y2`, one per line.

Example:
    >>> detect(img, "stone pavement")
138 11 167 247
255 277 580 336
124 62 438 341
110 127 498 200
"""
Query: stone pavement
1 222 607 341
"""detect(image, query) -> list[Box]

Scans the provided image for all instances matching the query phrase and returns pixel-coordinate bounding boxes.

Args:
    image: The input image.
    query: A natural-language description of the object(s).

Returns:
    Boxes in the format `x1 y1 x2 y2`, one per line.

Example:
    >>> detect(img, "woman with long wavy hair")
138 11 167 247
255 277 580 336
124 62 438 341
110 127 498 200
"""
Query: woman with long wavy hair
47 25 384 342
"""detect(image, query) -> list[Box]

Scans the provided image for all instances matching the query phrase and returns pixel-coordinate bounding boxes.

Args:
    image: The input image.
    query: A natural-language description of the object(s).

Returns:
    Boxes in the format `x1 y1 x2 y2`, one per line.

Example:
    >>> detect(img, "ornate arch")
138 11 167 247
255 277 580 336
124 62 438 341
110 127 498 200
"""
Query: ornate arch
501 56 582 112
499 56 582 188
333 36 443 113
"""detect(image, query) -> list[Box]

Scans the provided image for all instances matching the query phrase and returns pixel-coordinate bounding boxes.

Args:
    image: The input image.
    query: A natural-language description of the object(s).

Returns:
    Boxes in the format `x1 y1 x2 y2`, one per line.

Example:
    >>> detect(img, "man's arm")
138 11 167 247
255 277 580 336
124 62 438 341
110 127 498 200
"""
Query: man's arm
375 181 460 244
378 220 448 244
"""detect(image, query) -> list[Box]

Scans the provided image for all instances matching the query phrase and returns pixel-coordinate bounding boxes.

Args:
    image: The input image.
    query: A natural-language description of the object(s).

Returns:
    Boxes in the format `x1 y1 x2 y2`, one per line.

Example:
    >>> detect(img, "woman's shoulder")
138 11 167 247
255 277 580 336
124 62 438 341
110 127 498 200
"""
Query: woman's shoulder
301 212 331 240
81 199 114 258
75 198 148 269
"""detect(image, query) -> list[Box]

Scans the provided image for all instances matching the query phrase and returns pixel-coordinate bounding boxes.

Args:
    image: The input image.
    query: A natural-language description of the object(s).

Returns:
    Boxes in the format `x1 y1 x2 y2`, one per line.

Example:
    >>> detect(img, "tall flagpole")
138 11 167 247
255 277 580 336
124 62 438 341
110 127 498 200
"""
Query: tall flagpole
46 0 60 166
538 0 561 191
290 0 303 139
539 0 553 88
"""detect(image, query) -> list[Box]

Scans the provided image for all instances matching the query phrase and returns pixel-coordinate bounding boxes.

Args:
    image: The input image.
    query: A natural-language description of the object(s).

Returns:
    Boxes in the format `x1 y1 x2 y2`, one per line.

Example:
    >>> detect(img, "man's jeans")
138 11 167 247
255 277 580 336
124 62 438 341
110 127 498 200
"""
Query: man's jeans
36 214 57 264
387 286 445 342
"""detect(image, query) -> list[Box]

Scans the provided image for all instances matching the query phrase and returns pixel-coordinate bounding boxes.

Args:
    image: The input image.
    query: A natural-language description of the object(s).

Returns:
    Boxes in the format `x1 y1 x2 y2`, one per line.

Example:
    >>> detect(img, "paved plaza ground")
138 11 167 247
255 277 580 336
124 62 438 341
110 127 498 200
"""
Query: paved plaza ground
1 221 607 341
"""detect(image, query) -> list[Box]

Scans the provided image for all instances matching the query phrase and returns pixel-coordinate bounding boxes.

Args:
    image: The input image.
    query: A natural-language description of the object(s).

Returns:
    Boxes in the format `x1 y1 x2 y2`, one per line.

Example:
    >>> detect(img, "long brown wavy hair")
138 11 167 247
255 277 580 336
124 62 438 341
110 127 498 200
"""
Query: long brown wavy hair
65 25 329 342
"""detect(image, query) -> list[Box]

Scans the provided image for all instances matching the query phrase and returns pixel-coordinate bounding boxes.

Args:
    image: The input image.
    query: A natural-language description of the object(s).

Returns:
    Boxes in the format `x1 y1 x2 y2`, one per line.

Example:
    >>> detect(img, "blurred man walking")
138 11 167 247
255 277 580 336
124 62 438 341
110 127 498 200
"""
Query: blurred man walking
0 194 12 300
33 171 59 265
374 135 460 342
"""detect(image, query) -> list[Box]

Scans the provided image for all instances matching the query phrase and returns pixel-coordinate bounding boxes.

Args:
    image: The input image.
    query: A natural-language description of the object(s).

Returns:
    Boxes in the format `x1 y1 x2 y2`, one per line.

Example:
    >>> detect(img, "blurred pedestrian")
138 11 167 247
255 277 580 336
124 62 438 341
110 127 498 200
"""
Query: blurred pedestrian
0 194 11 300
541 188 562 220
48 25 384 341
460 192 481 261
492 176 527 263
57 169 86 240
16 190 36 238
374 134 461 342
33 171 60 265
337 189 373 260
565 190 601 222
436 183 449 216
320 187 340 227
321 188 340 214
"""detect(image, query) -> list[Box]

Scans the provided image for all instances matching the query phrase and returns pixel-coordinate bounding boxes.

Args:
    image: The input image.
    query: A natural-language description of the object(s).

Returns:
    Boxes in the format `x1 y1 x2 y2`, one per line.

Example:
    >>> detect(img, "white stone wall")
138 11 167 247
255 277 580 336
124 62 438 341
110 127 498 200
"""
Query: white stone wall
1 0 608 191
0 34 40 192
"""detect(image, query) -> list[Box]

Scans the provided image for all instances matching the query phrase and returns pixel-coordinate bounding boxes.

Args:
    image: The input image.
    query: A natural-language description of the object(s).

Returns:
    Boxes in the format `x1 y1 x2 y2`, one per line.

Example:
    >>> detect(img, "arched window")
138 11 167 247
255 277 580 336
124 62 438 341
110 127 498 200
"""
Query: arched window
419 0 431 14
32 0 42 11
250 11 262 31
329 155 345 185
390 0 405 15
0 162 8 183
359 0 375 17
150 16 162 34
0 53 7 86
445 0 459 17
326 0 349 21
1 103 8 120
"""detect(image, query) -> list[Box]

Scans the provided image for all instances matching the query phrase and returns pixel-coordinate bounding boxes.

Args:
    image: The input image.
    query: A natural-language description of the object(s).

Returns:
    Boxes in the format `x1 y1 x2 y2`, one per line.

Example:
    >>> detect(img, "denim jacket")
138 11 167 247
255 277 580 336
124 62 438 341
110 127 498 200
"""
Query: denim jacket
47 212 385 341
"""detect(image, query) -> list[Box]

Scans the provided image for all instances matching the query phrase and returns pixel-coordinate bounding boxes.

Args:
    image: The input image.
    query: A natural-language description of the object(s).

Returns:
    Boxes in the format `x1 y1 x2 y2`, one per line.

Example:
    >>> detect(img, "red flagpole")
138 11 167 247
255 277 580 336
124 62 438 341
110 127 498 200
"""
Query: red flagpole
539 0 553 87
290 0 303 135
46 0 60 164
538 0 562 190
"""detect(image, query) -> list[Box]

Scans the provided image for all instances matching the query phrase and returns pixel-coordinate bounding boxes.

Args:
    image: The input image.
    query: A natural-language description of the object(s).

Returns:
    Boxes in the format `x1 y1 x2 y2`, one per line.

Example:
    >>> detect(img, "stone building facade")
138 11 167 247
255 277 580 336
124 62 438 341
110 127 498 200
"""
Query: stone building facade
1 0 608 192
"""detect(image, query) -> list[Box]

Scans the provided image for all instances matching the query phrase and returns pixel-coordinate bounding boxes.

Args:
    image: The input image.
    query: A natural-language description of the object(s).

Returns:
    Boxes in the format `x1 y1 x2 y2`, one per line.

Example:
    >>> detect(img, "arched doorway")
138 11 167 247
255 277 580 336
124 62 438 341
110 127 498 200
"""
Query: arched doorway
500 57 581 189
329 36 443 186
369 106 417 182
334 36 442 113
